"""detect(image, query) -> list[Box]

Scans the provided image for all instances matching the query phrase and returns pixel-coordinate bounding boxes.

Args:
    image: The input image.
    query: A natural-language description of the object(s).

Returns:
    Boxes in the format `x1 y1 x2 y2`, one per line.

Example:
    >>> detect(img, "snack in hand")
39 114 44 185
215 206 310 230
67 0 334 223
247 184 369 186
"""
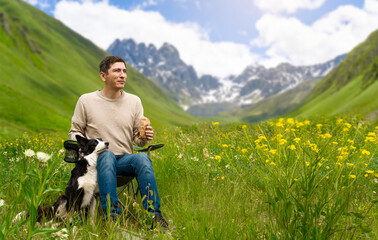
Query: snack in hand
138 117 151 140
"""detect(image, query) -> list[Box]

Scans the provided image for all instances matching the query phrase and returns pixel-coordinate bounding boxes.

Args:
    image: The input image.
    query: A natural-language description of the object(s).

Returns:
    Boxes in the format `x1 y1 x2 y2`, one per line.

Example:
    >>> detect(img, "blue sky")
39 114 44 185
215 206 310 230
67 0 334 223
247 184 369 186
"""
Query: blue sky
26 0 378 78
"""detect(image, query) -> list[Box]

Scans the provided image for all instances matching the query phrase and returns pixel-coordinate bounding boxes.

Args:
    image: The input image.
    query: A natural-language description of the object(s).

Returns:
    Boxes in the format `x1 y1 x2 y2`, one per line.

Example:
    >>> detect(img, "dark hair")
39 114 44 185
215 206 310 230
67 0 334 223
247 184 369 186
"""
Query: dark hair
99 56 126 74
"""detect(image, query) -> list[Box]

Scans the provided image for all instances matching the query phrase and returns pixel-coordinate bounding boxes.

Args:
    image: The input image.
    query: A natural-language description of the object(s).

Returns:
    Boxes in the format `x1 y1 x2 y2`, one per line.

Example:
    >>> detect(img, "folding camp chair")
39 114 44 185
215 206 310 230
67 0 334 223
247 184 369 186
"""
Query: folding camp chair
63 140 164 209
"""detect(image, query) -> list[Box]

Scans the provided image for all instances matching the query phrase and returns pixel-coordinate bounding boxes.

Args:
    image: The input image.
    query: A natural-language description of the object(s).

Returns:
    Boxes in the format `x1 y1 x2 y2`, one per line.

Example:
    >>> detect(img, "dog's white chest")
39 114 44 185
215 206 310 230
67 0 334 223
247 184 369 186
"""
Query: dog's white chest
77 164 99 209
77 166 98 192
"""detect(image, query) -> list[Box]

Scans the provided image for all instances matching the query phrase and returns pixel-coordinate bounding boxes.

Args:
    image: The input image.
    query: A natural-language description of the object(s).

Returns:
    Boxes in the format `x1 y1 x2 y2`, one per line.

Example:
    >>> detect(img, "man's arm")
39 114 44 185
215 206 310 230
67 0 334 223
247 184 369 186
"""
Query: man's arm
132 98 151 147
68 98 86 140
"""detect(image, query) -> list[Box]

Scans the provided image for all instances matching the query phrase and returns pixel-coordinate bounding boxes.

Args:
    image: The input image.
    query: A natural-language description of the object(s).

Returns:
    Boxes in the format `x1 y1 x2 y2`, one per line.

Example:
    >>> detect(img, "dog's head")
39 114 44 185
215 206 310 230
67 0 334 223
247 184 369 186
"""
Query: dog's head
75 135 109 156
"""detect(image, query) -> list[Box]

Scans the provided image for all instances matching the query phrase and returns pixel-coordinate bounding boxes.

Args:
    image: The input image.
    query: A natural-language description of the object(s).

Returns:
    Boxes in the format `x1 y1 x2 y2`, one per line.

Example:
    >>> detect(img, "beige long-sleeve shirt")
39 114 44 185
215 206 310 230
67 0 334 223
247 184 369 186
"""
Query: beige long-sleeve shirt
68 90 147 155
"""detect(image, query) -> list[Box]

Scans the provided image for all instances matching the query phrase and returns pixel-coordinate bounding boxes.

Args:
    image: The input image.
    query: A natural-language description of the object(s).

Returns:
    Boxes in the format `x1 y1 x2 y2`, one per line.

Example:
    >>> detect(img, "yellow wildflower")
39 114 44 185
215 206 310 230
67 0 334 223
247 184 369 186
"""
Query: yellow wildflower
269 149 277 155
346 163 355 167
288 145 296 150
336 155 344 161
279 139 287 145
349 175 356 179
213 122 220 126
293 138 301 143
365 170 374 174
242 124 247 129
365 132 376 142
287 118 295 124
322 133 332 139
270 162 276 166
296 122 305 128
305 162 310 166
361 149 370 155
241 149 248 154
258 136 267 141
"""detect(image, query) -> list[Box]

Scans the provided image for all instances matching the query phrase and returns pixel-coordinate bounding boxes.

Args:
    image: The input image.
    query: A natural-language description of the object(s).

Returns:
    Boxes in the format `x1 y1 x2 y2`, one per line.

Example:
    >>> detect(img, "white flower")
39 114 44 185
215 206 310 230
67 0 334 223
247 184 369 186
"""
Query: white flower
53 228 69 239
59 149 65 154
225 164 231 169
36 152 51 163
12 211 26 223
24 149 35 158
0 199 5 207
203 148 209 159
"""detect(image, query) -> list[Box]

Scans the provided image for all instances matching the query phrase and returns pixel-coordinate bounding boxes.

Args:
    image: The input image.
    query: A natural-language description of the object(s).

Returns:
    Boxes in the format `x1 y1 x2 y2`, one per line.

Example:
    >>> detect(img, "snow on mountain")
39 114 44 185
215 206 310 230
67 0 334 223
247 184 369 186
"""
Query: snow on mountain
107 38 347 116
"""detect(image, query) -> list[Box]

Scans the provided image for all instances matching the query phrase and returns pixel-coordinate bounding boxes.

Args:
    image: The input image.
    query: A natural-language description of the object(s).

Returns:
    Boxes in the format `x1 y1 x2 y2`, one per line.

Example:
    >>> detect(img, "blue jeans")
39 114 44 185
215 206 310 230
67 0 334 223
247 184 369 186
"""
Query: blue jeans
97 151 161 216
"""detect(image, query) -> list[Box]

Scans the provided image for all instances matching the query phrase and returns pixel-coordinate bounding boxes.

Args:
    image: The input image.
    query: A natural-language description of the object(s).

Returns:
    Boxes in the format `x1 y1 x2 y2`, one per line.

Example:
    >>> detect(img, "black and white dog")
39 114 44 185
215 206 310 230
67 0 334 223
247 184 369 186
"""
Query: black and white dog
36 135 108 223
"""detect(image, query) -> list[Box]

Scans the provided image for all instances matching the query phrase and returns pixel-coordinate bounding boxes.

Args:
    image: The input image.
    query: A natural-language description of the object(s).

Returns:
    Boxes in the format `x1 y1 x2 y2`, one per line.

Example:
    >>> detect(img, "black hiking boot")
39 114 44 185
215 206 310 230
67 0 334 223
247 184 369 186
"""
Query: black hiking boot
151 214 169 230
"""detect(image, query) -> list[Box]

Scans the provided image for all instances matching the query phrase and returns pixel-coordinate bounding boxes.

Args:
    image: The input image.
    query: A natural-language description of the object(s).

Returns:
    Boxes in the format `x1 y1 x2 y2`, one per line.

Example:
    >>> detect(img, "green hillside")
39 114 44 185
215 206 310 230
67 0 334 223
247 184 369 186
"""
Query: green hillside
0 0 197 137
291 29 378 122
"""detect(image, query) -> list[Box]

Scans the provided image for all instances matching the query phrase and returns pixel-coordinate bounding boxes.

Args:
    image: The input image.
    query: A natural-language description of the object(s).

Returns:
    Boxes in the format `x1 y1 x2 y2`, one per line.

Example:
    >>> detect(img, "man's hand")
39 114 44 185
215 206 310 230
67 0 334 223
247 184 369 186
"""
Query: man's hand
145 125 154 141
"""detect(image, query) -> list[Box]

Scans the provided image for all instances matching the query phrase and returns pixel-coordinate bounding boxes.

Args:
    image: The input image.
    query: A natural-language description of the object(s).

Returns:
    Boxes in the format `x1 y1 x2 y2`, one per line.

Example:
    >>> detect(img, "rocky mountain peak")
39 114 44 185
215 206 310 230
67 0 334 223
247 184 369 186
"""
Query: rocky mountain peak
107 38 347 116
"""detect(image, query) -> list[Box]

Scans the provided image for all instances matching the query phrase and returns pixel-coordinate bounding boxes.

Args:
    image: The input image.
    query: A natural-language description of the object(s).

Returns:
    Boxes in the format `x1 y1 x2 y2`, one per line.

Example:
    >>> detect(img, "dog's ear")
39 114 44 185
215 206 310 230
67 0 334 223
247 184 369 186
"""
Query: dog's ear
76 135 88 147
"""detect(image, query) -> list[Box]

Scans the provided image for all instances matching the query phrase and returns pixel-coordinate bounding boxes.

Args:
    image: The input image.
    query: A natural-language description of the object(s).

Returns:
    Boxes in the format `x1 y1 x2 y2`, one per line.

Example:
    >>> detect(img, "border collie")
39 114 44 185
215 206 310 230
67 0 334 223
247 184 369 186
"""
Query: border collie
36 135 108 223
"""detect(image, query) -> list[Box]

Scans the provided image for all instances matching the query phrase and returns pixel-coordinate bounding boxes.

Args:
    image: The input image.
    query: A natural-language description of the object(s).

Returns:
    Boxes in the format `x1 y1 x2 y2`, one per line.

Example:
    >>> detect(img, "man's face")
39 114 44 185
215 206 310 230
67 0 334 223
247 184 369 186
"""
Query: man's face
100 62 127 90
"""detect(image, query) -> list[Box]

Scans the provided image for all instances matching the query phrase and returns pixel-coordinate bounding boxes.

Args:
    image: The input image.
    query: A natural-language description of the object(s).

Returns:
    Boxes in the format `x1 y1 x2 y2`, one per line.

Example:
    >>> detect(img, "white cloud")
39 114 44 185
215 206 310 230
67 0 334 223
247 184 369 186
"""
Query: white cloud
365 0 378 12
53 0 256 78
252 0 378 67
254 0 325 14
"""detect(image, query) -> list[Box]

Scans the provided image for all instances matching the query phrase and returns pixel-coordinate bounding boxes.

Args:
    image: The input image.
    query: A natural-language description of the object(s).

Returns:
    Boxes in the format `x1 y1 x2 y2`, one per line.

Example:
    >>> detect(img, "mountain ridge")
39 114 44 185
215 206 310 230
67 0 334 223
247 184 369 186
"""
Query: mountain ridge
108 38 346 115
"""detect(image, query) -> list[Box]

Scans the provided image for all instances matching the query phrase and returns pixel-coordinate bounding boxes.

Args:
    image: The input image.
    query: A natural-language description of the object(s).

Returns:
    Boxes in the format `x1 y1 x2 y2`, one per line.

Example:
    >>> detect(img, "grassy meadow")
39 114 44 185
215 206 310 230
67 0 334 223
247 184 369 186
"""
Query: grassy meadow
0 116 377 239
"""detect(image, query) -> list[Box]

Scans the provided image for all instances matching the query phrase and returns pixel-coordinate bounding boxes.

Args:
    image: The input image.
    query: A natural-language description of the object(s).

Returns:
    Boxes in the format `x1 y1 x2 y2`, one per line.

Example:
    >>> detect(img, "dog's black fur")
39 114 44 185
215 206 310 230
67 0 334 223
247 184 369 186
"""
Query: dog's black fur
36 135 108 223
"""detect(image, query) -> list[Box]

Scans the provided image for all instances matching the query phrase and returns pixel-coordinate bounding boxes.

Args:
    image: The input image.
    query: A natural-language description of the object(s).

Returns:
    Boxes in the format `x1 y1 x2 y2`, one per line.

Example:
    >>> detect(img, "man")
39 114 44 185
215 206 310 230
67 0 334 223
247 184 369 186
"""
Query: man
68 56 168 229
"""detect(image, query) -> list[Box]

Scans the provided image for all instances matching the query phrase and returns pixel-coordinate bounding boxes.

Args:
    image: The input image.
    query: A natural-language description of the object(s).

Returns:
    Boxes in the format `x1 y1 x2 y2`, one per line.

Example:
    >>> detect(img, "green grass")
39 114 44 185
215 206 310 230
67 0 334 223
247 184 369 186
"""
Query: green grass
1 116 377 239
293 75 378 119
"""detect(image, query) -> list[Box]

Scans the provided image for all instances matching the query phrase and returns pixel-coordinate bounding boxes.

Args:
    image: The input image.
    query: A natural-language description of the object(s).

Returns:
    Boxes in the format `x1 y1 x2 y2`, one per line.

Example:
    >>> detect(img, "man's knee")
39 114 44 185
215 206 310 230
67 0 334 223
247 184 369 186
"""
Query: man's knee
98 151 116 168
135 153 152 167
